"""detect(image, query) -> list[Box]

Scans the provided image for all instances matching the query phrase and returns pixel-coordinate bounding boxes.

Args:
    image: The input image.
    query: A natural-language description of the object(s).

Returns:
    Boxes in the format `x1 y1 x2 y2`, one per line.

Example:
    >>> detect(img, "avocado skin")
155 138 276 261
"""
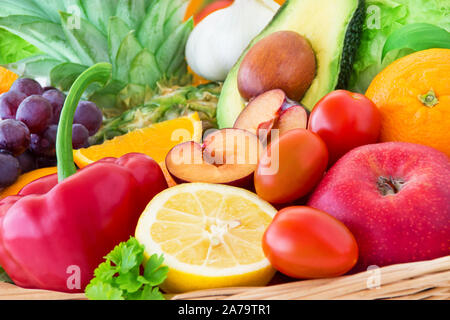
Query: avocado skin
217 0 366 129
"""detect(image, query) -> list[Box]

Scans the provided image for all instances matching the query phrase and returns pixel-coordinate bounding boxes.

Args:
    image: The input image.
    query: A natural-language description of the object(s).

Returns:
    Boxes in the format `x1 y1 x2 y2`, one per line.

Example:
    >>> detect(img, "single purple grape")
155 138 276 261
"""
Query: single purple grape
42 86 57 92
29 124 58 157
0 91 27 120
0 152 20 188
16 95 52 134
9 78 43 96
72 124 89 149
17 150 36 173
74 101 103 136
42 89 66 125
0 119 31 156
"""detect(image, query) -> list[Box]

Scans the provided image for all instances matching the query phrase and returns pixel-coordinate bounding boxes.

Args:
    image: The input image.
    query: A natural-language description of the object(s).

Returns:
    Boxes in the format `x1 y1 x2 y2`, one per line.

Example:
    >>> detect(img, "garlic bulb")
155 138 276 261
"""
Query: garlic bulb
186 0 280 81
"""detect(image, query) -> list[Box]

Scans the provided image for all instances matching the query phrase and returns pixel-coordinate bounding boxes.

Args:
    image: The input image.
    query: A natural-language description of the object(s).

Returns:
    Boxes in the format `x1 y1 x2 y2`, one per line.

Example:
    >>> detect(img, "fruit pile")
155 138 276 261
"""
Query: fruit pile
0 78 103 188
0 0 449 301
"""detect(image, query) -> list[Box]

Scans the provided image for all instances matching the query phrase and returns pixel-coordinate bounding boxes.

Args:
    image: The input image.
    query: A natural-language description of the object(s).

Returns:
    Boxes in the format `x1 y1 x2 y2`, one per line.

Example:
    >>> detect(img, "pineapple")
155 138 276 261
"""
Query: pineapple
0 0 220 142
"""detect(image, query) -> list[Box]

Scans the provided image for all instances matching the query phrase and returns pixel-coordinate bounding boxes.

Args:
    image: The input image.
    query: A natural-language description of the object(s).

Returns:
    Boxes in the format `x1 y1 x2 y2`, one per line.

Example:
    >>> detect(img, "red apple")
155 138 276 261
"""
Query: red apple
308 142 450 272
165 128 262 187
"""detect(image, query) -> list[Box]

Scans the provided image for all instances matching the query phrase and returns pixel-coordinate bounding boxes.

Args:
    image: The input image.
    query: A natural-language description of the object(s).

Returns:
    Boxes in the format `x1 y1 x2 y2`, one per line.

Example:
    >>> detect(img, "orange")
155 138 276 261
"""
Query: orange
188 66 209 86
0 66 18 95
73 113 202 169
0 167 57 200
366 49 450 157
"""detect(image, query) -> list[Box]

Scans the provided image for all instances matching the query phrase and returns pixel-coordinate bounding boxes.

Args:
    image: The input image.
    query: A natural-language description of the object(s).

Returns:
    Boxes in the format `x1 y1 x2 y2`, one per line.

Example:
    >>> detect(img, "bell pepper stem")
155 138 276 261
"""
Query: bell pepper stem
56 63 112 182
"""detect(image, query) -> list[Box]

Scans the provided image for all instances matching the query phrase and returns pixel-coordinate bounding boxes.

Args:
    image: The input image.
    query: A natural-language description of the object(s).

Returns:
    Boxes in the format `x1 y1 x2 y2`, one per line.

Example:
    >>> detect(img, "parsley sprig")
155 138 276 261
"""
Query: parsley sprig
85 237 168 300
0 266 13 284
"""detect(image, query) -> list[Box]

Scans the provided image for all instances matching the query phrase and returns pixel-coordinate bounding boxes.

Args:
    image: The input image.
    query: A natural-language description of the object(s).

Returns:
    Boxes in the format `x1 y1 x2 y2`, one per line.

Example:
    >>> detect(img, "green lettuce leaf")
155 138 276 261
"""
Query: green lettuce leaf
0 28 40 65
349 0 450 93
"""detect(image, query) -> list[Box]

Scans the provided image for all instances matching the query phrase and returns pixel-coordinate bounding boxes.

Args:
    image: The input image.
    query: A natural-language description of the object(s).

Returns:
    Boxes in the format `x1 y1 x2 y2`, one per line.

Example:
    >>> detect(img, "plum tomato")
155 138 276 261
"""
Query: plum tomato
262 206 359 279
308 90 381 165
254 128 328 204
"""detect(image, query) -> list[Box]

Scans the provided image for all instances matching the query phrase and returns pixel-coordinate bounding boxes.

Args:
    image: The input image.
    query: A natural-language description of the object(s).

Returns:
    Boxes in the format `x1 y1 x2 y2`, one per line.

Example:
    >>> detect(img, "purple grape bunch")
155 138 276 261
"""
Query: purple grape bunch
0 78 103 188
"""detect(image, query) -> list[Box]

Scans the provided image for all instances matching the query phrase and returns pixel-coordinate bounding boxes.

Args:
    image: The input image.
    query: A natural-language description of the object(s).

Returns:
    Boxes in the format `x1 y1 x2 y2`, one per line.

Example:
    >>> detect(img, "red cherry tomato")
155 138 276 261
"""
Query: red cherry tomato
254 129 328 204
262 206 359 279
308 90 381 165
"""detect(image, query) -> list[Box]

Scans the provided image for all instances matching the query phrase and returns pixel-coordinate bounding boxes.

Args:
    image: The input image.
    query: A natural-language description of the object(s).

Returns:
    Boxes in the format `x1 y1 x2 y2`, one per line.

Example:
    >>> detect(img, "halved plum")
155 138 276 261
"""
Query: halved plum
166 128 262 188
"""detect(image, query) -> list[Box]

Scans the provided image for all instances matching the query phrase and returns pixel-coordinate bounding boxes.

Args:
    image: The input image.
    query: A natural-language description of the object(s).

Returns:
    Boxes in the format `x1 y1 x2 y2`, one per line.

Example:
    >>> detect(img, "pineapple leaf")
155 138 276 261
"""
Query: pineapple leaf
59 11 109 65
88 79 128 117
138 0 170 53
107 16 130 64
31 0 73 23
50 62 89 91
80 0 117 35
164 0 189 37
0 15 80 63
156 17 193 75
115 0 148 31
6 54 61 78
0 0 47 19
115 31 142 83
129 49 161 87
0 0 197 122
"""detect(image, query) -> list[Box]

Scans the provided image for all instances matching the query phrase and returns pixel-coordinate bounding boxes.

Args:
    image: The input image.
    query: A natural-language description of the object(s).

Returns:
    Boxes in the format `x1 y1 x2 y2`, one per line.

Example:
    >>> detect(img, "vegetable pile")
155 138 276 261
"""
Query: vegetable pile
0 0 449 300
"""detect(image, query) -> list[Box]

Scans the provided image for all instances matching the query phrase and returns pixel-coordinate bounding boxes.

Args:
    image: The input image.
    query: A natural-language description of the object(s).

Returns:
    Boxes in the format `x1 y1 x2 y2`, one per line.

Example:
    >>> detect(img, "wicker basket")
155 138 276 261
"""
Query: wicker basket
0 255 448 300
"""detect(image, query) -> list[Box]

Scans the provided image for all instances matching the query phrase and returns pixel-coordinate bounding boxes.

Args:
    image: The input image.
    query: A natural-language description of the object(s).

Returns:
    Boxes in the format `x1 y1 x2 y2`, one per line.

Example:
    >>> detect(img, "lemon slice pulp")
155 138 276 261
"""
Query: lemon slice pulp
135 183 277 293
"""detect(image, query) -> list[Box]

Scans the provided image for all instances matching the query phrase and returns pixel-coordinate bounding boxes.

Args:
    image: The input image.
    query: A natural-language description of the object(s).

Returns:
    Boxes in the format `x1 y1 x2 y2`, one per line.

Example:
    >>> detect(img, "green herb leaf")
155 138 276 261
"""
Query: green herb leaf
139 285 165 300
85 279 125 300
85 237 167 300
382 23 450 61
93 261 117 282
0 266 13 284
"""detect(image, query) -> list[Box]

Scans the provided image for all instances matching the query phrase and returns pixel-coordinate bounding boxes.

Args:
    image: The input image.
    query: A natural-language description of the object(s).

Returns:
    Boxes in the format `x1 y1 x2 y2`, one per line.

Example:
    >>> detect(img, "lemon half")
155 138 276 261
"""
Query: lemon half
135 183 277 293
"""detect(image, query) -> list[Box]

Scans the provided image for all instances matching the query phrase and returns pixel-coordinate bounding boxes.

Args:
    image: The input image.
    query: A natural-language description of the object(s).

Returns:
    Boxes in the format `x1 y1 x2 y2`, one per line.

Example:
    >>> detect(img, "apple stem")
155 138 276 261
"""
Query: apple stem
418 89 439 107
377 176 405 195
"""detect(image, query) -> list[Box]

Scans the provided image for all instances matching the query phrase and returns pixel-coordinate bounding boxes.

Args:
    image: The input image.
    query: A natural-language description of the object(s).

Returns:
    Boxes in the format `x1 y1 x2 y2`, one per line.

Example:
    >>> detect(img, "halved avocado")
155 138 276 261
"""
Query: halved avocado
217 0 365 128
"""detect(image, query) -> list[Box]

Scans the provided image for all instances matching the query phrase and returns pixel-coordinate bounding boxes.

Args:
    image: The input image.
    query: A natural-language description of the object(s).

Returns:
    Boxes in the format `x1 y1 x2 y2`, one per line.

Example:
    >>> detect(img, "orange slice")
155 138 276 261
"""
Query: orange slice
0 167 57 199
73 113 202 169
0 67 18 95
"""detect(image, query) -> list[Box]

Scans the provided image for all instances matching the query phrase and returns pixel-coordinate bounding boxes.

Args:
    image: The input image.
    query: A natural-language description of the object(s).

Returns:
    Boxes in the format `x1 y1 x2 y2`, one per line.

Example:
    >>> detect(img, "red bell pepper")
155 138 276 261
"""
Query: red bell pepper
0 63 168 293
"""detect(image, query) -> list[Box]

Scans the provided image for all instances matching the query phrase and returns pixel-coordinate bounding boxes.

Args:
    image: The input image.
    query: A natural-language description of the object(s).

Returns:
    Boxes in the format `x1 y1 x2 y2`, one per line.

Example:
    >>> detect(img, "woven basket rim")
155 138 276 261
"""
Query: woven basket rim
170 255 450 300
0 255 448 300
